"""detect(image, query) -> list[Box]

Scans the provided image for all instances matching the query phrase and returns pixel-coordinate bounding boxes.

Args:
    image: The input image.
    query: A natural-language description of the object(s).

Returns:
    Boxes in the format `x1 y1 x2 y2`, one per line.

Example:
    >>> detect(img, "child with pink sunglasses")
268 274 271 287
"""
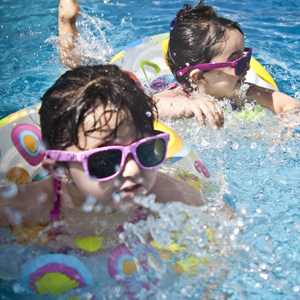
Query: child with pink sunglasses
154 0 299 129
58 0 299 131
0 64 212 241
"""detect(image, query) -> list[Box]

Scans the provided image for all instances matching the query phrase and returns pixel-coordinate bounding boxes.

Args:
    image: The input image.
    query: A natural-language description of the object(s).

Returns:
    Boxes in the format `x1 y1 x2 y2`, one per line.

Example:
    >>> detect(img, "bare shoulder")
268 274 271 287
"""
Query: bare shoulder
152 172 236 220
0 176 55 227
151 172 205 206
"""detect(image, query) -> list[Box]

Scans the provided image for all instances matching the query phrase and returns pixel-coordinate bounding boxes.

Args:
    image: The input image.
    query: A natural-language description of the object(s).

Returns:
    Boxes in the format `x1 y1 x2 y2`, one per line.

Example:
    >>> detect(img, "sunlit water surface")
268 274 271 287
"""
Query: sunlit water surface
1 0 300 299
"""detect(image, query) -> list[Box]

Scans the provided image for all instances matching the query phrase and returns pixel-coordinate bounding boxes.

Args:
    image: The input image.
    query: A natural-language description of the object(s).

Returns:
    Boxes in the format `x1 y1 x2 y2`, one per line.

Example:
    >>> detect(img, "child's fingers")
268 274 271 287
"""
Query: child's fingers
201 102 223 130
192 107 206 128
193 104 219 129
213 102 224 127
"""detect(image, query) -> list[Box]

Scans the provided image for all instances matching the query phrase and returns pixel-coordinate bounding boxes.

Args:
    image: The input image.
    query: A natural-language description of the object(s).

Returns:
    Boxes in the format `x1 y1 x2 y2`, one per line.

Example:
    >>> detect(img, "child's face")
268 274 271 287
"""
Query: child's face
198 29 249 99
64 106 157 210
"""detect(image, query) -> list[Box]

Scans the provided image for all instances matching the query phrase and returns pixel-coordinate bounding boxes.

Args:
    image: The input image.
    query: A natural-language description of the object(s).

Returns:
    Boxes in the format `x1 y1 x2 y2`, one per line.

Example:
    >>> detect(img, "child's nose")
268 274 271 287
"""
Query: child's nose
121 154 141 178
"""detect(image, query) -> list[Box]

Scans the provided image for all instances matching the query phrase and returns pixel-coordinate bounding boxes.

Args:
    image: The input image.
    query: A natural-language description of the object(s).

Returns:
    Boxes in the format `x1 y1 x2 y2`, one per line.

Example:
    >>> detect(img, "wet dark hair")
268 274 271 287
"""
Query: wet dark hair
167 0 243 90
40 64 156 150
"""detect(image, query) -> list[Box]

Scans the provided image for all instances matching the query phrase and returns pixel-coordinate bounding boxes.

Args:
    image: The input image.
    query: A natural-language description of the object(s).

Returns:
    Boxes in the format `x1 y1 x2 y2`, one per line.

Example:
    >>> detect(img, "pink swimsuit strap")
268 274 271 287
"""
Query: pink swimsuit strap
50 178 61 222
163 82 191 98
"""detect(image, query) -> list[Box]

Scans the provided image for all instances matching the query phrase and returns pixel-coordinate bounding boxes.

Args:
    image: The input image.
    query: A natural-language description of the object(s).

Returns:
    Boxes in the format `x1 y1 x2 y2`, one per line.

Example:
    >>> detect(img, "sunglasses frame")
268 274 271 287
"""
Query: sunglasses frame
177 47 252 77
46 131 170 182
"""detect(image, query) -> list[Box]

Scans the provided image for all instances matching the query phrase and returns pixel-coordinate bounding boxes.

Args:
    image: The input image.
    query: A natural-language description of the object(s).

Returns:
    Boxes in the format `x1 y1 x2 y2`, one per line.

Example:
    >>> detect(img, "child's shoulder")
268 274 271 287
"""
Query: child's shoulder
0 176 56 227
153 172 205 206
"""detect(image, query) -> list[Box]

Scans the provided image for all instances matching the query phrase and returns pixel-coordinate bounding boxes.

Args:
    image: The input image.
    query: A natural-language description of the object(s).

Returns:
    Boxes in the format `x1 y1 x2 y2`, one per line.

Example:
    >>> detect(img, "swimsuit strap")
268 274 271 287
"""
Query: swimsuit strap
163 82 191 98
50 178 61 222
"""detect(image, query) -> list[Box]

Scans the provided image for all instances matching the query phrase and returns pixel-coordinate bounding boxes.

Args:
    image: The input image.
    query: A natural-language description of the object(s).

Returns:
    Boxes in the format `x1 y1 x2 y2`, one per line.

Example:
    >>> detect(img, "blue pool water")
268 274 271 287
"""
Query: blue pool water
1 0 300 299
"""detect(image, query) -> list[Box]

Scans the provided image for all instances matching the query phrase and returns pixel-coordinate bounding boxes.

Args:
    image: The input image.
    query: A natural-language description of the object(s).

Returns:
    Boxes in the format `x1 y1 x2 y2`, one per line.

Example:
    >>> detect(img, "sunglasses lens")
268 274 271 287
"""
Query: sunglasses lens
247 50 252 63
137 138 166 168
236 57 246 75
88 149 122 179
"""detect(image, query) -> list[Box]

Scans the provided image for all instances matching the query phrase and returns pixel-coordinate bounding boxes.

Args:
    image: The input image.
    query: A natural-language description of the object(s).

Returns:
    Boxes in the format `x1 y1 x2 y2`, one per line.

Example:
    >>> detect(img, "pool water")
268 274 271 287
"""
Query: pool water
1 0 300 299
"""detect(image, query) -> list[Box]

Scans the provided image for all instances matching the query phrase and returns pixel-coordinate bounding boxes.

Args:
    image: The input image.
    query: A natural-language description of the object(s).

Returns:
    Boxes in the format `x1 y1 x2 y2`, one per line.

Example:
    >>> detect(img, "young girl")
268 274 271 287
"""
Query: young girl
58 0 299 130
0 64 205 242
154 0 299 129
0 65 237 298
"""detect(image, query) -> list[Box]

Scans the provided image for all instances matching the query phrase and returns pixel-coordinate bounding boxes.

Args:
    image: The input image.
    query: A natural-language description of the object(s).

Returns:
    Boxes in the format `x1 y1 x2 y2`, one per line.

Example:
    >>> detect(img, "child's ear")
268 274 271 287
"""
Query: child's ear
42 158 71 183
190 70 205 85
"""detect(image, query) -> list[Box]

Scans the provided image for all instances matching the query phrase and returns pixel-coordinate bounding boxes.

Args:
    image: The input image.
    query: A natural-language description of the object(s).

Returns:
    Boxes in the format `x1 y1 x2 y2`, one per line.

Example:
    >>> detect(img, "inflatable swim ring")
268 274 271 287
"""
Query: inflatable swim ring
0 103 217 196
110 32 279 92
0 103 47 187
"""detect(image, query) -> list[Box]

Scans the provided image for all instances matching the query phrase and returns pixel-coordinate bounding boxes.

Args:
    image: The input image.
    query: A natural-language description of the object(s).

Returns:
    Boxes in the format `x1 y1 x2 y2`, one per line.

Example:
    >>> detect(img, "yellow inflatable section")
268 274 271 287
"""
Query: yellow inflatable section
250 58 278 89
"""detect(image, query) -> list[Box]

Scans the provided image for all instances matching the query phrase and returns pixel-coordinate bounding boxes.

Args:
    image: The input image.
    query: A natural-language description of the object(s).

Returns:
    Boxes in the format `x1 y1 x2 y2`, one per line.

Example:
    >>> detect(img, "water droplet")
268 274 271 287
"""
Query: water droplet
112 193 121 203
137 177 144 184
293 286 300 292
232 142 239 150
1 184 18 198
114 179 121 188
94 204 103 212
114 137 122 144
104 206 112 214
38 192 47 203
145 111 152 117
119 191 126 199
82 195 96 213
241 83 250 91
12 283 26 293
5 207 22 226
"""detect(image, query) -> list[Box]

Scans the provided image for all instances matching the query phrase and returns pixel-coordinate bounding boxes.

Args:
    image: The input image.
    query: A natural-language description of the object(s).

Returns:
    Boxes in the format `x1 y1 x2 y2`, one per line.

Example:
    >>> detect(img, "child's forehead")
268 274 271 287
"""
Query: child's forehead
78 106 136 145
84 105 130 126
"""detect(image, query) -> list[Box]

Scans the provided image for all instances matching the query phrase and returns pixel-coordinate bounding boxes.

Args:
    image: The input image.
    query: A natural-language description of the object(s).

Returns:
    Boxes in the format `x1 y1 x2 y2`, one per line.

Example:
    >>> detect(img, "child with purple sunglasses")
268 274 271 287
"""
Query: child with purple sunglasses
58 0 299 131
154 0 299 129
0 64 210 238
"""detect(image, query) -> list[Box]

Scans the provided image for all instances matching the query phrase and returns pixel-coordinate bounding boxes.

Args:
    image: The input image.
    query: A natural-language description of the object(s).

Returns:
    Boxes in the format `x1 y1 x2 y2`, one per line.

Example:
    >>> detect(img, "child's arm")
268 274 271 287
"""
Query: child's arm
153 172 235 220
58 0 82 69
152 171 206 207
153 89 224 130
0 177 55 227
247 84 300 114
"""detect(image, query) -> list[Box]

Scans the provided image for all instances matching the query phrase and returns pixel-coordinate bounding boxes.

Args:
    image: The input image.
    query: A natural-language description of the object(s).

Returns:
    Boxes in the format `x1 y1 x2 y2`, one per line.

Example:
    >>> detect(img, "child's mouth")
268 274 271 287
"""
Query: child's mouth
122 184 142 197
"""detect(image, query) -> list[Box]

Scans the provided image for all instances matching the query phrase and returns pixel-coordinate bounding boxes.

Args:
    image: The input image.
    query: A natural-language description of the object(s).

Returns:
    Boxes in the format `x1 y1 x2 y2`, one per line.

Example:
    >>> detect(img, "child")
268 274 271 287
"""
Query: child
0 64 207 242
154 0 300 129
58 0 299 130
57 0 224 129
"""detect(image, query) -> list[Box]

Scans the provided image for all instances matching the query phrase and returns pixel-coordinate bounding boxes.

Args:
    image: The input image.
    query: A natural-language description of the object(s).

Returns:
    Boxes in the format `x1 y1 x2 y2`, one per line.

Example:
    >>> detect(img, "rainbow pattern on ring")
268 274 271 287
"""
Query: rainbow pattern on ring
22 254 94 296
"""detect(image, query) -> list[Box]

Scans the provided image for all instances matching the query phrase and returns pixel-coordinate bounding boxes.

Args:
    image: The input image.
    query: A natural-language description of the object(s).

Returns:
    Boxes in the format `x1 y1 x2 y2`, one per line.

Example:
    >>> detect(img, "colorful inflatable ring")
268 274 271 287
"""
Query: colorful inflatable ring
21 254 94 296
0 103 47 187
0 103 217 195
110 33 279 91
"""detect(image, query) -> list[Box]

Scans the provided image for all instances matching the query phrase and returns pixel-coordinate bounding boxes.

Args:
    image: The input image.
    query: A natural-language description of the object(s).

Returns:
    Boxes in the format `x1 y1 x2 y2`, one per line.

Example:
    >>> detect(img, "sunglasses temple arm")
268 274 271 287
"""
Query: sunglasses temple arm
46 150 82 163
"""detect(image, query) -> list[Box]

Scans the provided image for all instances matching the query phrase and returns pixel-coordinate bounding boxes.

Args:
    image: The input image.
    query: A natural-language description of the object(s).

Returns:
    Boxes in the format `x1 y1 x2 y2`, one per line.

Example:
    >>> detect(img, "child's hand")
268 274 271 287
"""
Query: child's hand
277 106 300 128
59 0 81 23
183 96 224 130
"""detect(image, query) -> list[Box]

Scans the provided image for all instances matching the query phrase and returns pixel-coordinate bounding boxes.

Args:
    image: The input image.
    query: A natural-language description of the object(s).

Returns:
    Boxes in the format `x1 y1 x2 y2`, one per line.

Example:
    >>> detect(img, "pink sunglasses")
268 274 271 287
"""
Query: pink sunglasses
177 47 252 77
46 131 170 182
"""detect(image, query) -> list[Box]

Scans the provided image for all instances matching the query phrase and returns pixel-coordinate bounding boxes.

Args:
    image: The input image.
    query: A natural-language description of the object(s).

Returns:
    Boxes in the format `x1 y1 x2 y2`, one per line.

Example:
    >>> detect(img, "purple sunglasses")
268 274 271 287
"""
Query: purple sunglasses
177 47 252 77
46 131 170 182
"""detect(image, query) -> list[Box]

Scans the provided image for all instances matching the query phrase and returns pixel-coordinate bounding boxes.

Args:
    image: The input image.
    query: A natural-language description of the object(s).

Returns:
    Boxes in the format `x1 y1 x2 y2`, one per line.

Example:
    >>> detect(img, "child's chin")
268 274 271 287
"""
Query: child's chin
115 199 140 211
